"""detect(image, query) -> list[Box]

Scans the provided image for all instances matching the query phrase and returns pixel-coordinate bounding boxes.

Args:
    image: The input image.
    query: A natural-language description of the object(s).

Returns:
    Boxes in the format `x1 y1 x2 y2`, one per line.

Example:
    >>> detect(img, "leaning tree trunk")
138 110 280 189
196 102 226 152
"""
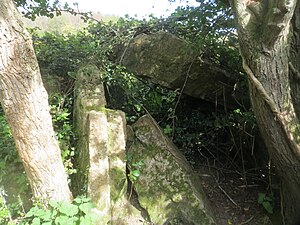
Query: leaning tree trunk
0 0 72 202
231 0 300 224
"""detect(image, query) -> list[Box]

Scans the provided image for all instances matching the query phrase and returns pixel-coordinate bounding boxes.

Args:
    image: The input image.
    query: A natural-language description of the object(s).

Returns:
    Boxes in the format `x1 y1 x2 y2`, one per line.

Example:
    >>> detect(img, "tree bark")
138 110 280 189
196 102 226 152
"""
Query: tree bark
0 0 72 202
230 0 300 224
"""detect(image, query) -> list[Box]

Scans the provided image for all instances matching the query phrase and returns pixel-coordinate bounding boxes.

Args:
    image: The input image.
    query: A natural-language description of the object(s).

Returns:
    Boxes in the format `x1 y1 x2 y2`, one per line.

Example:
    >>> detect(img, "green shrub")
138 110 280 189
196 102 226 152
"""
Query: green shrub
49 93 76 180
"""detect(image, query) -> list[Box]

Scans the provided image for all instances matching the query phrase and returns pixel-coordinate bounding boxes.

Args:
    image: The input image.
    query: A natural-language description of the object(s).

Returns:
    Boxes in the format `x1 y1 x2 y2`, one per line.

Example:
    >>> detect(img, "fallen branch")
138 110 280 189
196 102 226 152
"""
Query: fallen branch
239 216 254 225
214 176 239 208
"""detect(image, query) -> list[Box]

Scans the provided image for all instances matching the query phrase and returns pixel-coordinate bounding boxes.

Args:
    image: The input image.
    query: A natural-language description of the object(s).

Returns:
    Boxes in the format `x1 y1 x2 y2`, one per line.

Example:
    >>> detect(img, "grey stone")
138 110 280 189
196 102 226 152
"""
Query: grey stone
127 115 216 225
73 65 144 224
119 31 242 107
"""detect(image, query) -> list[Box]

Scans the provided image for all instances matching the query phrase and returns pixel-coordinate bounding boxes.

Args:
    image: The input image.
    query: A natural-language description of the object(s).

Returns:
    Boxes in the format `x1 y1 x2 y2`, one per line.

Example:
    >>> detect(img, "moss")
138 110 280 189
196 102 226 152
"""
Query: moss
290 122 300 144
128 132 216 225
109 166 127 203
85 105 106 112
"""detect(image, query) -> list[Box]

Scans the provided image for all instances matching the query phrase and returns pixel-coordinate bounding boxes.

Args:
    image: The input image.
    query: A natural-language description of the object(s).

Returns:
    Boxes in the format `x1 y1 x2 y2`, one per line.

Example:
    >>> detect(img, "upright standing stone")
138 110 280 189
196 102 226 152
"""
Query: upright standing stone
73 65 144 224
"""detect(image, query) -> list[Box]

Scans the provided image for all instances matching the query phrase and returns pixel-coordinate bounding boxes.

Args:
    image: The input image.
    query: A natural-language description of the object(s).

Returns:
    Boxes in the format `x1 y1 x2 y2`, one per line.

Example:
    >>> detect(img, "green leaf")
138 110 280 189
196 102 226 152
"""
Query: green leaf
257 193 265 204
32 217 41 225
25 206 39 217
262 201 273 214
79 202 94 214
80 214 99 225
51 209 58 218
55 215 77 224
34 208 49 218
132 161 144 168
39 210 52 221
58 202 78 216
25 206 48 219
80 215 92 225
163 125 172 135
49 200 59 209
42 222 53 225
74 196 91 204
134 104 142 112
54 215 68 224
131 170 140 177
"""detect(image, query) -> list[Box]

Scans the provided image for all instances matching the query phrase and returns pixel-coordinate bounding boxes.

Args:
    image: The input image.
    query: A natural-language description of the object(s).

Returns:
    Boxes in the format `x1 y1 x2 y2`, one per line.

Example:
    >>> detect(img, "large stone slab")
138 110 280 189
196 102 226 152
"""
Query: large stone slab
119 31 245 107
127 115 216 225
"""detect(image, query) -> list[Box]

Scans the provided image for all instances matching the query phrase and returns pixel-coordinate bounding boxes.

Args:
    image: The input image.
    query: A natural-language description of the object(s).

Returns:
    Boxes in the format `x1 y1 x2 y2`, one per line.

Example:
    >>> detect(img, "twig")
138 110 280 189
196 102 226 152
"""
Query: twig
238 184 259 188
119 31 137 64
170 57 196 138
172 58 195 112
214 177 239 208
239 216 254 225
128 185 133 201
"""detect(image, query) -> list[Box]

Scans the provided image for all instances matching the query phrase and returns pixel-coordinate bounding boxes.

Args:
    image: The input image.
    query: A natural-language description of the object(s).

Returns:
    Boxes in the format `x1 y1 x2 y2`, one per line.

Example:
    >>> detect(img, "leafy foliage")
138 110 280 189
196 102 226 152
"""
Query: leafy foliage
20 196 98 225
0 195 12 224
28 1 254 171
1 0 271 223
173 105 256 167
103 64 180 123
15 0 93 21
109 2 241 74
258 192 274 214
32 31 94 78
50 93 76 179
127 156 144 182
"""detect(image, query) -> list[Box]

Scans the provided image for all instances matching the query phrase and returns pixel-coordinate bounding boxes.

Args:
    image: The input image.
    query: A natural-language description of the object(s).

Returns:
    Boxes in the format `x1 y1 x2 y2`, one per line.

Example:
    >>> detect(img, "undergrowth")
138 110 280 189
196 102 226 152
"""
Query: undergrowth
0 2 275 223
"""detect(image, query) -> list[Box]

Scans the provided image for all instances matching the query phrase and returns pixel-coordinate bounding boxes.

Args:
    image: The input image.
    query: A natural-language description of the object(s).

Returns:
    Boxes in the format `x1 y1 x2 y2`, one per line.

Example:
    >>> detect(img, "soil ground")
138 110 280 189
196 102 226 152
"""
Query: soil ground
195 162 281 225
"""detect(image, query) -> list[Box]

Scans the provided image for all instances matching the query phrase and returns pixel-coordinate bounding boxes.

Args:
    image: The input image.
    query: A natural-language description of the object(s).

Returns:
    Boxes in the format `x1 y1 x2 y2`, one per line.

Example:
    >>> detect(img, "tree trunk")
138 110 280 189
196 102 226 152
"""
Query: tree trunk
0 0 72 202
230 0 300 224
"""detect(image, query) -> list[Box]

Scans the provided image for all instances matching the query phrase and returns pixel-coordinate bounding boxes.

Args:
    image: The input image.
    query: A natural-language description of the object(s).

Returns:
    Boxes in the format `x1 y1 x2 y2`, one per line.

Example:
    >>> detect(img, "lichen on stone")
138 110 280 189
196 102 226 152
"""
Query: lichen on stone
127 115 216 225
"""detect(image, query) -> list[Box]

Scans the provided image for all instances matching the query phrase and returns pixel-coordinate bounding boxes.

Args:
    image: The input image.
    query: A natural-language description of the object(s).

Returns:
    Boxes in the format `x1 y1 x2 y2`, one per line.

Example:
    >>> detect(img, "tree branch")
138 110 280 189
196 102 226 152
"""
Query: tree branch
231 0 297 47
262 0 297 46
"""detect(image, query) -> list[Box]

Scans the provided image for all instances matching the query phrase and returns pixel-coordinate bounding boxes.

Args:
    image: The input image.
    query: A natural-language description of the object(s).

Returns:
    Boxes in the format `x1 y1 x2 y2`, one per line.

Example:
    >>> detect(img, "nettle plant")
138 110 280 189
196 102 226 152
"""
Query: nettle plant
20 196 98 225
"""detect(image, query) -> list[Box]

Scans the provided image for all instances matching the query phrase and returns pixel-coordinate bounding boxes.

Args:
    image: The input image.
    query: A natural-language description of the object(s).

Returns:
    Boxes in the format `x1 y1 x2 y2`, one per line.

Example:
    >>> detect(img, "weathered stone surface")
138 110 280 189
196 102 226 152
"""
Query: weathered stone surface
119 31 245 107
40 67 65 96
127 115 216 225
73 65 144 224
73 64 107 196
